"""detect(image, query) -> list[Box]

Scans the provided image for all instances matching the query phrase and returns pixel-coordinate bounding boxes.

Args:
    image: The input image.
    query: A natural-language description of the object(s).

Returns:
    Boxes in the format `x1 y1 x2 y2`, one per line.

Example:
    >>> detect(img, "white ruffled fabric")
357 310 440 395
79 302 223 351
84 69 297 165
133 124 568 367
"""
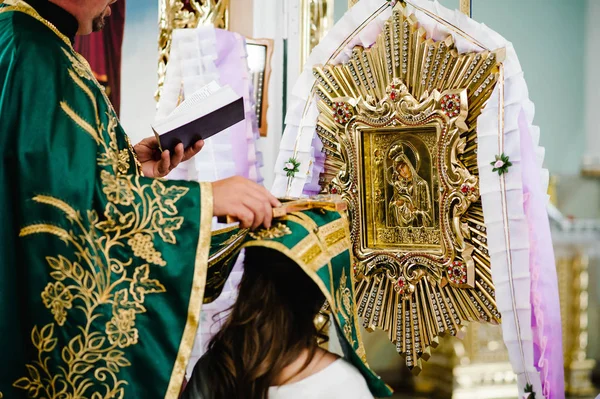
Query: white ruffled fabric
272 0 554 395
157 27 263 378
158 27 263 193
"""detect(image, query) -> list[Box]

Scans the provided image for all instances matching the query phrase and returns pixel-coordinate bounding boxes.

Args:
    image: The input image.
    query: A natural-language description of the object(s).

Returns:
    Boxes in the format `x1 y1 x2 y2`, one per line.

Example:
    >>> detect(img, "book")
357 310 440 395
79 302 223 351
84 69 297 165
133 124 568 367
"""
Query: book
152 81 245 152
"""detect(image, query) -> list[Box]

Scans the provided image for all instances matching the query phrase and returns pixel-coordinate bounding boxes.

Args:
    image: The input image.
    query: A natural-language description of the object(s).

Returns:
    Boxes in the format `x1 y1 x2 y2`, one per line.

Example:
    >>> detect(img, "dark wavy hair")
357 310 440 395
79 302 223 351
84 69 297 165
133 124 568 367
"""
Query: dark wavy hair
183 247 326 399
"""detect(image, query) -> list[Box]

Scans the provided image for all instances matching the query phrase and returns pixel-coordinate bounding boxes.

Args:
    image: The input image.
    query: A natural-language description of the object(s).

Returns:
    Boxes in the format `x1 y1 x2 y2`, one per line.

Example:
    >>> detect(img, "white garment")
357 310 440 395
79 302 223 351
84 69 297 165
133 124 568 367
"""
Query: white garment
267 359 374 399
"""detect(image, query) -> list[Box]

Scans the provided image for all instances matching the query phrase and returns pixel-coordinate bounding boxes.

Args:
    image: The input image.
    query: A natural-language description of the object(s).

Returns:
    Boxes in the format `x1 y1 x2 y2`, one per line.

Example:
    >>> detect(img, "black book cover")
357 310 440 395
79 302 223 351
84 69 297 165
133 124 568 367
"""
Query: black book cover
156 97 245 152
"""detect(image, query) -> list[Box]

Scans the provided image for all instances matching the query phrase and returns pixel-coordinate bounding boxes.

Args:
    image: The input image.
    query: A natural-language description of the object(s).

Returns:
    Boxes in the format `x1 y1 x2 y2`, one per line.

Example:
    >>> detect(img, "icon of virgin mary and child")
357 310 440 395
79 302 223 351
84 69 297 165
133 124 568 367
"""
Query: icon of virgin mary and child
386 143 433 228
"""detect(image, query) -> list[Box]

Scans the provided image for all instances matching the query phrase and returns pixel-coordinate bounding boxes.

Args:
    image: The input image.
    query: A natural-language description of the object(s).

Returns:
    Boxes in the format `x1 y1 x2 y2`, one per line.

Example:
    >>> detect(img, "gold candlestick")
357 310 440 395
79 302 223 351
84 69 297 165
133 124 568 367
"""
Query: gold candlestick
559 253 596 395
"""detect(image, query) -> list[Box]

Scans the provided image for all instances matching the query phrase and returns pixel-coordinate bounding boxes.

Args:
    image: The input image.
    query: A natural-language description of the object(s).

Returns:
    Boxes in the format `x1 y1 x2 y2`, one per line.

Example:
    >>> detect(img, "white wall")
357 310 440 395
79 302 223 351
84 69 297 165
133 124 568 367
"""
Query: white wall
438 0 587 176
253 0 286 189
120 0 159 145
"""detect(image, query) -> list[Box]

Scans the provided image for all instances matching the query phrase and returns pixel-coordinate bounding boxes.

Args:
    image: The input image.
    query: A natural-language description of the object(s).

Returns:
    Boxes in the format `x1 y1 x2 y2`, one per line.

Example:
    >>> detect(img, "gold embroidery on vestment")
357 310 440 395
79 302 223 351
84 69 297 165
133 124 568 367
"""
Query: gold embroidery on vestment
14 91 195 399
336 268 356 348
249 223 292 240
60 101 101 144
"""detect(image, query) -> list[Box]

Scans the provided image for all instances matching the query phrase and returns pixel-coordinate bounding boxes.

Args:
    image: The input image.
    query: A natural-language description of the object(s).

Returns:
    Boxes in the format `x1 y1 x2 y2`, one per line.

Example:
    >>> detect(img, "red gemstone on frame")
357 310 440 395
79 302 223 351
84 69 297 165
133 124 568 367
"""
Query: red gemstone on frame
397 278 405 290
390 92 397 100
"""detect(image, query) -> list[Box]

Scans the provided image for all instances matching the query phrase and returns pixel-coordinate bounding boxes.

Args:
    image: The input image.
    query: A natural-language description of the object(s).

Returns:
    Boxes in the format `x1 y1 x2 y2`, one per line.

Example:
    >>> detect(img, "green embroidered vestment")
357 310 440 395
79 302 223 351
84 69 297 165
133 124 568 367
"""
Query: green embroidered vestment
0 1 213 398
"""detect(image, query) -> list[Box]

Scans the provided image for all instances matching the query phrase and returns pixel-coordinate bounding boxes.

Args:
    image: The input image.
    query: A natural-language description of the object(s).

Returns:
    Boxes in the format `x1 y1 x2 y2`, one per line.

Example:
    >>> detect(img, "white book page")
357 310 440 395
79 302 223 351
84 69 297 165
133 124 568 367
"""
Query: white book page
167 80 221 119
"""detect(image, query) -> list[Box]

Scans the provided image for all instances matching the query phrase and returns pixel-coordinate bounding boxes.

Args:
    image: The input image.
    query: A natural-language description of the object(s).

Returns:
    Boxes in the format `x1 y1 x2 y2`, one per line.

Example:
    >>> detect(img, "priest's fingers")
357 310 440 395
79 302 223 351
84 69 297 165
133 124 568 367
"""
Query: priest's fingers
212 177 279 229
169 143 185 170
236 207 255 229
156 150 172 177
183 140 205 161
242 196 267 230
136 136 159 150
244 188 276 229
262 199 274 229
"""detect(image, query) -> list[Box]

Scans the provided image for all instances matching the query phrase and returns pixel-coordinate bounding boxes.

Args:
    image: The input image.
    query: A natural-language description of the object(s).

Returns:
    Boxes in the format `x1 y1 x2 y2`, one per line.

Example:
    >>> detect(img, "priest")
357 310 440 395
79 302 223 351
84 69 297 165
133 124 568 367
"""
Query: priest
0 0 279 398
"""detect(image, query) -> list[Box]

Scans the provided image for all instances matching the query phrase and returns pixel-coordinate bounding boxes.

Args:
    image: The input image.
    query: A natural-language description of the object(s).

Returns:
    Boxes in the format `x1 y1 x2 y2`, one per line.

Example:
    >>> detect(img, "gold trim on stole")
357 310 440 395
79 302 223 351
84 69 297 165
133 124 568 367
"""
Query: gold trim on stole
165 182 213 397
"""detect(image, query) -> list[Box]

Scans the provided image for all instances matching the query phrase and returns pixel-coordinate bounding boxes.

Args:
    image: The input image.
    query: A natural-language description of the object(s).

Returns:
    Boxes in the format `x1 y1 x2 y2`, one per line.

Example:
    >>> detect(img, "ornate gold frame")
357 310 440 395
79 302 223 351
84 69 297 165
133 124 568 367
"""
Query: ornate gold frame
157 0 230 99
312 5 505 372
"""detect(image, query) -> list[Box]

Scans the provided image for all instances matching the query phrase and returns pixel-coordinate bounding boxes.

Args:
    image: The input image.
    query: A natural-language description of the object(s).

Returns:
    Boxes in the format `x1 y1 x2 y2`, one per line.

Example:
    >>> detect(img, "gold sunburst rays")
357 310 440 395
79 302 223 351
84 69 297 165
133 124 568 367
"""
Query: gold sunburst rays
312 4 504 373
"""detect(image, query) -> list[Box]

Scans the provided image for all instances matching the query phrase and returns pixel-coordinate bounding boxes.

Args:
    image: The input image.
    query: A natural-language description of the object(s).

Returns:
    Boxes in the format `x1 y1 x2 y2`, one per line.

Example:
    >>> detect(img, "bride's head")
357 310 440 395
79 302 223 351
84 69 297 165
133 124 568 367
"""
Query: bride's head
200 247 325 398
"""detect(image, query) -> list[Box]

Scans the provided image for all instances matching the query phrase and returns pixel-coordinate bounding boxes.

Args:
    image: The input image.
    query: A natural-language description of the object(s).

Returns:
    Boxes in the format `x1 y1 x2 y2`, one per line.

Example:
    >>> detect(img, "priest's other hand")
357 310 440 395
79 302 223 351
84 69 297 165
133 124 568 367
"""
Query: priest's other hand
212 176 281 230
134 137 205 178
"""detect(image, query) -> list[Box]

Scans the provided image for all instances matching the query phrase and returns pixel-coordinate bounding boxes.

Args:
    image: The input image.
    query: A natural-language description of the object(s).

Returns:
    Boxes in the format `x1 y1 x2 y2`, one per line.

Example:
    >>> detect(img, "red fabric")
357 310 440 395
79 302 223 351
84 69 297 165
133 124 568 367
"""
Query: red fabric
74 0 126 115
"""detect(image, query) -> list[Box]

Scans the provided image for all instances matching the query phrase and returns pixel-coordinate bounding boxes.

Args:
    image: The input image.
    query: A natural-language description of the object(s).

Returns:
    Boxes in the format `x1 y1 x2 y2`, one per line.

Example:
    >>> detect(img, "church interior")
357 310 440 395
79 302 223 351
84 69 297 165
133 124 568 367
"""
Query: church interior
83 0 600 397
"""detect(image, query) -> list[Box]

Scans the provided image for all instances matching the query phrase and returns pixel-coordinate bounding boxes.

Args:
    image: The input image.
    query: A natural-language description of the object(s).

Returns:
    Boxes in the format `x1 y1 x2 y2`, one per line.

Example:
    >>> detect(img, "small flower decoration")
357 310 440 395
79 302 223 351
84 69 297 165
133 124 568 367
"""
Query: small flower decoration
523 383 536 399
447 261 467 285
386 0 398 5
41 282 73 326
386 78 406 102
106 308 139 348
332 102 354 125
491 153 512 175
283 157 301 178
101 170 134 206
441 94 461 118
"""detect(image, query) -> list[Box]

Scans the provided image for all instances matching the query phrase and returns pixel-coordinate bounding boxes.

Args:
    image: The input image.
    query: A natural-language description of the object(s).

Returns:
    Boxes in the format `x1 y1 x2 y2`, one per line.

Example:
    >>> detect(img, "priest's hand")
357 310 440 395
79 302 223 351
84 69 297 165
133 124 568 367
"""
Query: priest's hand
212 176 281 230
134 137 205 178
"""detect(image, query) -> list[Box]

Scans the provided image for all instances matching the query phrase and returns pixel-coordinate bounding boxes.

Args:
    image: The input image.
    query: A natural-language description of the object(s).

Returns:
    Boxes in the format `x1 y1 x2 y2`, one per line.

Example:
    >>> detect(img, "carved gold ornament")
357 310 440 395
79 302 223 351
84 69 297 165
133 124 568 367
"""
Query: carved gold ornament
313 6 505 373
157 0 230 99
